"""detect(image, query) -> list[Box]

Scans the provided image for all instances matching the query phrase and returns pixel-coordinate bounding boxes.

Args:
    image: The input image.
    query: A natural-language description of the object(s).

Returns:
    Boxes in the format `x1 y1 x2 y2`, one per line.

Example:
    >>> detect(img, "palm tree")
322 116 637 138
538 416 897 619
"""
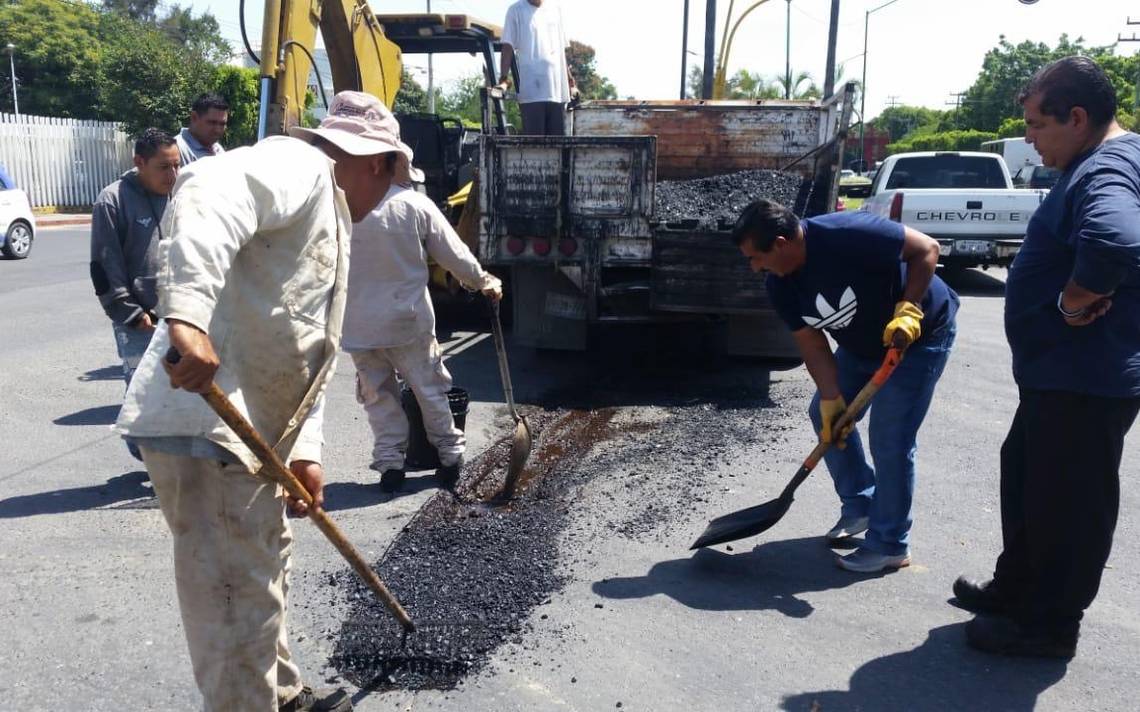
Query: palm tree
776 70 820 100
727 69 783 100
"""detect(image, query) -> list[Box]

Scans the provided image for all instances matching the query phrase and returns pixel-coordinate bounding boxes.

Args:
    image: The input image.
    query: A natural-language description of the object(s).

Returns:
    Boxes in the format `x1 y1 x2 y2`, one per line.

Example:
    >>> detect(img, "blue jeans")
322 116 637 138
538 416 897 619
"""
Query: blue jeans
113 322 154 462
808 323 956 556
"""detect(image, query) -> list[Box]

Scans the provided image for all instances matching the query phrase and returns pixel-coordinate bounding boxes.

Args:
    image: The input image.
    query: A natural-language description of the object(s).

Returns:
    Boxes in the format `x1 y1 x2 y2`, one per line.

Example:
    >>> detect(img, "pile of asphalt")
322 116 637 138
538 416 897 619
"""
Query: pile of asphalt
322 342 809 695
326 408 611 692
654 169 815 229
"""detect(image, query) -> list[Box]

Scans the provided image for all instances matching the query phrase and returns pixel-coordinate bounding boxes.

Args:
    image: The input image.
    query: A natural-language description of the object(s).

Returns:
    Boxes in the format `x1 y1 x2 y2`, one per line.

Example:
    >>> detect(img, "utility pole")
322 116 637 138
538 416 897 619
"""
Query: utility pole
858 0 903 171
784 0 792 99
1118 17 1140 109
946 91 968 128
823 0 840 98
5 44 16 117
886 95 900 107
427 0 435 113
703 0 716 99
681 0 691 99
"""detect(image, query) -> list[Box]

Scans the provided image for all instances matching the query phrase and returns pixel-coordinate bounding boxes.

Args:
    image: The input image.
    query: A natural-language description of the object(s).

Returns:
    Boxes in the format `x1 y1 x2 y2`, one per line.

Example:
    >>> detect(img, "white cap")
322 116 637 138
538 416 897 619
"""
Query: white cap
288 90 425 184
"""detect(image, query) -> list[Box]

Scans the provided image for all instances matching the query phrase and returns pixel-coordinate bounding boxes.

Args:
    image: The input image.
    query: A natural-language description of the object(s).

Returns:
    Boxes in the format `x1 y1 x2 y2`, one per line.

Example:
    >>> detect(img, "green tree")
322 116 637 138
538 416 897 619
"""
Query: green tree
566 40 616 100
887 129 998 155
726 69 782 100
869 105 951 142
997 117 1027 139
158 5 230 63
102 0 160 23
775 70 820 100
0 0 104 118
958 34 1092 132
393 69 429 114
212 65 259 148
96 12 215 136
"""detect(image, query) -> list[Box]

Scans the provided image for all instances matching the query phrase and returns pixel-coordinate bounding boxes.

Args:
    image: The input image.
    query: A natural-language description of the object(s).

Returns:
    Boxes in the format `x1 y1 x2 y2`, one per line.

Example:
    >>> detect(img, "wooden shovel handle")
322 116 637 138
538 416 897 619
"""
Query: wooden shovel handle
165 349 415 632
802 347 905 472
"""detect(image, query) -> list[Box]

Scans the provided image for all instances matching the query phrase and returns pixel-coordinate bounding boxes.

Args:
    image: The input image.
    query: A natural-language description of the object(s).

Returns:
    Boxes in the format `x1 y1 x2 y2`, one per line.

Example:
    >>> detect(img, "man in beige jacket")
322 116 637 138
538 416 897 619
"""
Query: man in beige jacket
343 182 501 492
115 91 421 712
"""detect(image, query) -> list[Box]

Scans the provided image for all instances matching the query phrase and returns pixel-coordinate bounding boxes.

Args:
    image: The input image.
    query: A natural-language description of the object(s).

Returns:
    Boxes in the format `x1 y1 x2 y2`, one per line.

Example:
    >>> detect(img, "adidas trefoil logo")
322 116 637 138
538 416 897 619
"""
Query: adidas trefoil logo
803 287 857 330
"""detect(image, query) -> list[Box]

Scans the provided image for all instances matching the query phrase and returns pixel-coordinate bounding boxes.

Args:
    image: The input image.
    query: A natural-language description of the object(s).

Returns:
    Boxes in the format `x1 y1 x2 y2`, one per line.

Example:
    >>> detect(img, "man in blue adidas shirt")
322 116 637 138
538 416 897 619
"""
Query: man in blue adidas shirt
954 57 1140 659
732 199 958 573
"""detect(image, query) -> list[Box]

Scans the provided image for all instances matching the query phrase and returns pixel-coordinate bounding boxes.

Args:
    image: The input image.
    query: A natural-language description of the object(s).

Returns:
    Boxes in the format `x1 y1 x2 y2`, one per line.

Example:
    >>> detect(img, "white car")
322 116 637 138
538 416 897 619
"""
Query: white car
0 184 35 259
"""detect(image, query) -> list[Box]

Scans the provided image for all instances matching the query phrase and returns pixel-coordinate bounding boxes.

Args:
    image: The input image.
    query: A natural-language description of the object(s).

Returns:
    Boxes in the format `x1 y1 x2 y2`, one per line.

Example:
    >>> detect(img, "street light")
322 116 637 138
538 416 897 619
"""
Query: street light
858 0 903 171
784 0 792 100
5 43 17 117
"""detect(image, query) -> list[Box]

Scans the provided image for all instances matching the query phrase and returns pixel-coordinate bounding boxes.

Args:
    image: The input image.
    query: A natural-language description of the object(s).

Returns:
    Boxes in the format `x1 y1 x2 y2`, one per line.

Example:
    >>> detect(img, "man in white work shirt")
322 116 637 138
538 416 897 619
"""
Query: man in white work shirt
344 180 502 493
497 0 578 135
115 91 413 712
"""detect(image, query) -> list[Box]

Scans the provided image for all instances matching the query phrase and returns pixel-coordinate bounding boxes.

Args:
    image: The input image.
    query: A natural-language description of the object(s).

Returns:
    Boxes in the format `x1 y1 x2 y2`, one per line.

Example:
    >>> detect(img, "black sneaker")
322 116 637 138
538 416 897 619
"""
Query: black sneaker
435 457 463 490
965 616 1077 659
952 576 1015 615
379 469 406 493
279 686 353 712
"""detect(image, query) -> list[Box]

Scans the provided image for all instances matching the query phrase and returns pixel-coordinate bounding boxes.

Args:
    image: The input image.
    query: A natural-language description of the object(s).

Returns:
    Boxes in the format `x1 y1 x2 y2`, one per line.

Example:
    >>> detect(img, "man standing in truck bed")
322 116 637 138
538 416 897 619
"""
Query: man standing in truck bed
497 0 578 135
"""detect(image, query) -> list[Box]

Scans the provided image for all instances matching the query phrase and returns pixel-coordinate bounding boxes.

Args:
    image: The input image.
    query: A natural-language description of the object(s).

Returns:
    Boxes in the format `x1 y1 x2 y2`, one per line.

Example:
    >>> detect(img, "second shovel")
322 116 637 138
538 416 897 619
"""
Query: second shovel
488 296 532 499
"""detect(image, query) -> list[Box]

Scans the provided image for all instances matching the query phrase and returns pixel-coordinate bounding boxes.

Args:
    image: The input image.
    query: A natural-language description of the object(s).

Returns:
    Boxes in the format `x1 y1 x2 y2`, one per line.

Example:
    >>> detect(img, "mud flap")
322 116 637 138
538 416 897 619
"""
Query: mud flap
511 264 588 351
723 313 801 360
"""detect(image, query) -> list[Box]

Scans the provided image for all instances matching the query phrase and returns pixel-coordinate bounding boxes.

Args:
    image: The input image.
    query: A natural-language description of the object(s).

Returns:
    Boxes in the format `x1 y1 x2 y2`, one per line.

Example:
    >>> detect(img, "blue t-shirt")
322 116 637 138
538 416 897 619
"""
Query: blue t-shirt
766 211 958 360
1005 133 1140 398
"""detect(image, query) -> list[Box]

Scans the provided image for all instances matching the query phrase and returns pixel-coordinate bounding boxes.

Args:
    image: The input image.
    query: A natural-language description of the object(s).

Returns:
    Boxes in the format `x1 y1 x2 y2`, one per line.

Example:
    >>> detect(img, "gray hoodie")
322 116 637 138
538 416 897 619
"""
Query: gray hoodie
90 169 168 325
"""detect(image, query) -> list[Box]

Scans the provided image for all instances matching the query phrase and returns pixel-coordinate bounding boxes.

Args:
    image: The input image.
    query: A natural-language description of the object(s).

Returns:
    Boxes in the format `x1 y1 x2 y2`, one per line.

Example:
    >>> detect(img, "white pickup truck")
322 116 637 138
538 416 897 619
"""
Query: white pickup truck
861 151 1047 270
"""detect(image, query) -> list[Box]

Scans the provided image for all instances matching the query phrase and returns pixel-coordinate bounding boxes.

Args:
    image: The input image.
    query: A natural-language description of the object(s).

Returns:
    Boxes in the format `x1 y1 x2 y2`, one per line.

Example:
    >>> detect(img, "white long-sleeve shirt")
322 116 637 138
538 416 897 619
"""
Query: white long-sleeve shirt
343 185 499 350
114 136 350 469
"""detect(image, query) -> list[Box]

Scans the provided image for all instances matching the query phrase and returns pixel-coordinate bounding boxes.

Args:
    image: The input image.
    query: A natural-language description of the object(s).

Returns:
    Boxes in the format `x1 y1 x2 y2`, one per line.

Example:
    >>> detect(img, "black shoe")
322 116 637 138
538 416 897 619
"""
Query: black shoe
435 457 463 491
952 576 1015 615
379 468 406 493
965 616 1077 660
280 686 353 712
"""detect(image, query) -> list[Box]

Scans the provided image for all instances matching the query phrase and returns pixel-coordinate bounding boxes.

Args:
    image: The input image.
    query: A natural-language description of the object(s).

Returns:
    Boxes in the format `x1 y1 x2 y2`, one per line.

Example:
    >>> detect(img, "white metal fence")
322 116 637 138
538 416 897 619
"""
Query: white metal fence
0 113 134 210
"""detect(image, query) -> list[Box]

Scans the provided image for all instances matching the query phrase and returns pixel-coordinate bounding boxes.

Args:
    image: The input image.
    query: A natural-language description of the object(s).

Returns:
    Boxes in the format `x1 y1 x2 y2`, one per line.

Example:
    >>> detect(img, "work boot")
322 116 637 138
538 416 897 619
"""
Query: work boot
965 616 1077 659
279 686 353 712
825 515 869 544
952 576 1016 615
835 547 910 573
435 457 463 491
379 468 406 494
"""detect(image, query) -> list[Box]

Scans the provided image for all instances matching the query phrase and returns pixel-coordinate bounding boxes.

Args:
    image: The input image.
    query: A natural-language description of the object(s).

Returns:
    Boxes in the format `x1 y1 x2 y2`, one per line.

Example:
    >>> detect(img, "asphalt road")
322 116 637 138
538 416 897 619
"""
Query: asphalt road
1 228 1137 711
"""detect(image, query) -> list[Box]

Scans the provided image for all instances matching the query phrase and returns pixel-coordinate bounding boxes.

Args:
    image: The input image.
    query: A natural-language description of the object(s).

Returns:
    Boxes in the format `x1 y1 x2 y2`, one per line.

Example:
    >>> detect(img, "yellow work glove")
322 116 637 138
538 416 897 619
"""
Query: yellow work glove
883 300 924 348
819 396 854 450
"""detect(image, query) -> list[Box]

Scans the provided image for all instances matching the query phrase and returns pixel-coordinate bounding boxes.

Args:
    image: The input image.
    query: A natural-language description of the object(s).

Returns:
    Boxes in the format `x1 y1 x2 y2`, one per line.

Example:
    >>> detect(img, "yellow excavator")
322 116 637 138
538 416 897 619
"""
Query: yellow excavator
250 1 511 291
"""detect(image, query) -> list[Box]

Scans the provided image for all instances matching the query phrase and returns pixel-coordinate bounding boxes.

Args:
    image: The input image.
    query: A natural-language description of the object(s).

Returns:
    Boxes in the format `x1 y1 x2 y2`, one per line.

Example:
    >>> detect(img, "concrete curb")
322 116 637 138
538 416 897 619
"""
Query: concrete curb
36 216 92 229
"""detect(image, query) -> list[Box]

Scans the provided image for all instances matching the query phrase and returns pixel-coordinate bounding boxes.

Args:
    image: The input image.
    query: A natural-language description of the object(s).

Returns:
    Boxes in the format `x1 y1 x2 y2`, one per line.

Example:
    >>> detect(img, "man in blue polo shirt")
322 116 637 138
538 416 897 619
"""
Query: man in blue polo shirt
733 199 958 573
954 57 1140 659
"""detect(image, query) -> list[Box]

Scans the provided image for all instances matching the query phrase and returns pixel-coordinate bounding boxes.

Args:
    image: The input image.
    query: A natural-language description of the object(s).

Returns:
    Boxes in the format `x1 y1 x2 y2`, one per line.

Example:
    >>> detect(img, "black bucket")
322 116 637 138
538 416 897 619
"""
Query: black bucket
402 386 470 471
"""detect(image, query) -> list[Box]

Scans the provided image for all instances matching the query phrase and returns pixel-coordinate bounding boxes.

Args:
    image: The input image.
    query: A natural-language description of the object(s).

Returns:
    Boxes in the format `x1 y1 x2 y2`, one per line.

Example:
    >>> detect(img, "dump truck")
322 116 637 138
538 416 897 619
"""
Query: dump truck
476 85 856 357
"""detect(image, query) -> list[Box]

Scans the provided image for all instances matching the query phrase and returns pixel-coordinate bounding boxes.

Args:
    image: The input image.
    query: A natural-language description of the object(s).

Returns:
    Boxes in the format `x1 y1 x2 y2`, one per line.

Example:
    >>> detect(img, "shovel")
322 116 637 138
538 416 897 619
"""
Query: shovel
691 346 906 550
164 347 416 633
487 297 532 499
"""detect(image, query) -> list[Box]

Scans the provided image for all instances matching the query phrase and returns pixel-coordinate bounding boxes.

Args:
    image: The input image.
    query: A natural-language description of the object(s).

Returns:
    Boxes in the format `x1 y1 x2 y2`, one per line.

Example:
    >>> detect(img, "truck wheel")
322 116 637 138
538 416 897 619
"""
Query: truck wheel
2 220 33 259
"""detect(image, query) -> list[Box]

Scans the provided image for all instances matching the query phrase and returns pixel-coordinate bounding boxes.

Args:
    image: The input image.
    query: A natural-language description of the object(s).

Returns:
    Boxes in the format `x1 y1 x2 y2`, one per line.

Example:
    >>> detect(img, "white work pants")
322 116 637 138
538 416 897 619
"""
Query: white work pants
351 334 464 472
141 447 304 712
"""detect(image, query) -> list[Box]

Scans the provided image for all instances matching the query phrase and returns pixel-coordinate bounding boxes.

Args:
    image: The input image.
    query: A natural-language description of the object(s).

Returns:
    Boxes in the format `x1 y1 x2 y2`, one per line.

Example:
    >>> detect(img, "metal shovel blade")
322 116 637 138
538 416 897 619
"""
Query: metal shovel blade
501 415 533 499
690 491 794 550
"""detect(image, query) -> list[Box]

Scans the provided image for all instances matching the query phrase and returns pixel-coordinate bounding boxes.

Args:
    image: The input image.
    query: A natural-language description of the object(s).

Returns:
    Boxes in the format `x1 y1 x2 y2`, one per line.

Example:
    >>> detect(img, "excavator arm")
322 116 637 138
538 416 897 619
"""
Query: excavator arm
257 0 403 138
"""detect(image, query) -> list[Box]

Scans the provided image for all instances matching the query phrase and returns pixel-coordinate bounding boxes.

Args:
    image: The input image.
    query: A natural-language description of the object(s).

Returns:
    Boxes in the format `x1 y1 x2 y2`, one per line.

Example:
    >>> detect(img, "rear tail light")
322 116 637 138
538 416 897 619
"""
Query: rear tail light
558 237 578 256
532 237 552 256
889 192 904 222
506 237 525 255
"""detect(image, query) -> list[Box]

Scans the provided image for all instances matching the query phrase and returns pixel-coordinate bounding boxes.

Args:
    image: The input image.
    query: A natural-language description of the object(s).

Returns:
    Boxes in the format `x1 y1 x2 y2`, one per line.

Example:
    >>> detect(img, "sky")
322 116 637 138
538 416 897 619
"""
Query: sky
182 0 1140 121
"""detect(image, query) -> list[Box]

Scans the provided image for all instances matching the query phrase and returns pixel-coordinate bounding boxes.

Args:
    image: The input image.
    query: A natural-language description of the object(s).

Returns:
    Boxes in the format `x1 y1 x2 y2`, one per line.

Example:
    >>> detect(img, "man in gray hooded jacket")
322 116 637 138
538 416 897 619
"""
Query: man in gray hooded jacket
90 128 180 458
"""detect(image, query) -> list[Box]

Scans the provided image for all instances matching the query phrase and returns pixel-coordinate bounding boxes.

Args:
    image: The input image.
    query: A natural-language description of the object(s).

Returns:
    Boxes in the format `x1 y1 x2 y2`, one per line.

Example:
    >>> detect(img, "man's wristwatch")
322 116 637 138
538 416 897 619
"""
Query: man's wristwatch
1057 291 1086 319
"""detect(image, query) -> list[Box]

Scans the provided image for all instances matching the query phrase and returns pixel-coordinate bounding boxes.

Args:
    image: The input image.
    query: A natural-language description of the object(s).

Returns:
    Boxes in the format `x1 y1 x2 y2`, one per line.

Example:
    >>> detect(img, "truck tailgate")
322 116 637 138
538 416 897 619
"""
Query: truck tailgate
868 189 1044 237
478 135 655 265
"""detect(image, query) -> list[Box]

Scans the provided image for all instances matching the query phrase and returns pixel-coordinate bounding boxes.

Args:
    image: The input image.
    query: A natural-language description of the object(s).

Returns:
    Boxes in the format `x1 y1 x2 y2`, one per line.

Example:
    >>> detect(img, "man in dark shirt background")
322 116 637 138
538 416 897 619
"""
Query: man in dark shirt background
955 56 1140 659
